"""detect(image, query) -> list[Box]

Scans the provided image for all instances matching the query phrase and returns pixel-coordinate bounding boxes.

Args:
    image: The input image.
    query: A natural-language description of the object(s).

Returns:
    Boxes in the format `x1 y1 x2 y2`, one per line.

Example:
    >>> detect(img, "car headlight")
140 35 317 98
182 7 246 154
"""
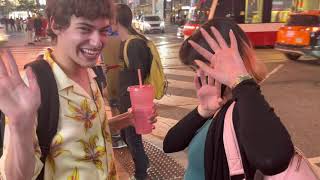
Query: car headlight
160 22 165 27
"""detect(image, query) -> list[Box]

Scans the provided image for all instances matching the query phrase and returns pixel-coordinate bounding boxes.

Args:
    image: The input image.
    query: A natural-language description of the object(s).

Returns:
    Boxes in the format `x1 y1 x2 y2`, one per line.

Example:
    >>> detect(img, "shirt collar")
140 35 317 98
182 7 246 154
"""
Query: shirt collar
43 48 98 92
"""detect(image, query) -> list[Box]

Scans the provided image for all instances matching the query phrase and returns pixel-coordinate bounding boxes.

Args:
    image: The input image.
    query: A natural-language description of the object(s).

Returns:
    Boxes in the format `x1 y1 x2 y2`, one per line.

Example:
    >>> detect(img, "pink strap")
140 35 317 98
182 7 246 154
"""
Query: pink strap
223 101 245 176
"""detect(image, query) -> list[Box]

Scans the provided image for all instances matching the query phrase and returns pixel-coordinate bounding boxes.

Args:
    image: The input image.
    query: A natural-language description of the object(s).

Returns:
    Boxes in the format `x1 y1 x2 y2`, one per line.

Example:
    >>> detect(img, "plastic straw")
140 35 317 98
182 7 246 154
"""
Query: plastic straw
138 69 143 88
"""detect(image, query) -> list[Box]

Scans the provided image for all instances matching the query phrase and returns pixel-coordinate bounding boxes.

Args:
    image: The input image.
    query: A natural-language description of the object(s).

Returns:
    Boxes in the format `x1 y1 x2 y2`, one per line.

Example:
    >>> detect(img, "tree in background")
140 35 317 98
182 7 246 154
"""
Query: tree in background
0 0 16 16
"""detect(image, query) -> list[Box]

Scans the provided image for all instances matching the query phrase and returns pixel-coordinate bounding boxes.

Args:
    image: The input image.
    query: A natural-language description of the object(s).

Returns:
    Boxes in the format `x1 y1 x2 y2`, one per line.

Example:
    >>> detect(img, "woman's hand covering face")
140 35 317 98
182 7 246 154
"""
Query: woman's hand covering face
188 27 249 88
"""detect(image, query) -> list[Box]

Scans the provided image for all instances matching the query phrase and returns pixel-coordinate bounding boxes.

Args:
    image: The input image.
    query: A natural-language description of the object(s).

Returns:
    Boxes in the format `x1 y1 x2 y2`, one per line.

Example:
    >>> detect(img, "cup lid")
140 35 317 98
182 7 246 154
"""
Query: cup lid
127 85 154 92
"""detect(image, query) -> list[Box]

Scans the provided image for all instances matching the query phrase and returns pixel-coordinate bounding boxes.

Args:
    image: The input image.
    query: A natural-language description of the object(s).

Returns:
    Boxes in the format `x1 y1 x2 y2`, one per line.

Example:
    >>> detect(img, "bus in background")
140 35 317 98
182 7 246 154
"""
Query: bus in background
182 0 320 47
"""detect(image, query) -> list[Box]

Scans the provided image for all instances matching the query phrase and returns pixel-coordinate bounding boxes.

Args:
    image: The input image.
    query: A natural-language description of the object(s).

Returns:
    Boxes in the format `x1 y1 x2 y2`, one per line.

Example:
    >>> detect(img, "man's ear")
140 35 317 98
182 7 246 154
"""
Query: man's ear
50 17 61 35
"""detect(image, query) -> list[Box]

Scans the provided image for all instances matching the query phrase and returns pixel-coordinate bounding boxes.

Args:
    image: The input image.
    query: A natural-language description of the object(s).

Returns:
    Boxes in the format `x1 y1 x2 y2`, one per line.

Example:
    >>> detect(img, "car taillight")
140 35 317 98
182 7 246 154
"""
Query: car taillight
184 25 197 30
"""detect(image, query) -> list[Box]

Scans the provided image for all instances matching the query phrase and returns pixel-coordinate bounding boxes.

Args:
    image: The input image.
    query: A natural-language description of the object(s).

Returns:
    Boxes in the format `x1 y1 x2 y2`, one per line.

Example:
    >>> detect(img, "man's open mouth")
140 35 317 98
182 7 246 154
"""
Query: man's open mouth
80 48 101 59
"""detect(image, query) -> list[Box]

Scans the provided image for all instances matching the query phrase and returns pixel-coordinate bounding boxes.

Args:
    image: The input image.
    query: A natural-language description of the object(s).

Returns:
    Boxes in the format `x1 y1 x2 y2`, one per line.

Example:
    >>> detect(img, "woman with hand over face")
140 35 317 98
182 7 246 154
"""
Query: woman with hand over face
163 18 294 180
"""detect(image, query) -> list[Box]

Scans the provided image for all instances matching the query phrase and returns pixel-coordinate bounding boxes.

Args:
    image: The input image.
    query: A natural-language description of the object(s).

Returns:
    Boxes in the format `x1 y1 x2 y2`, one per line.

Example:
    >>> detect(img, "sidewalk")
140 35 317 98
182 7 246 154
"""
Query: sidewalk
3 31 51 48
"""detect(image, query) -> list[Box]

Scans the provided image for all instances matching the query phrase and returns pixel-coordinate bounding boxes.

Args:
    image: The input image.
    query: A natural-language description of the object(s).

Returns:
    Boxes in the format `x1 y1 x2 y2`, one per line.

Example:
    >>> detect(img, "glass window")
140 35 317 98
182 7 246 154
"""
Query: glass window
287 14 320 26
271 0 292 22
296 0 320 11
271 0 320 23
144 16 161 21
245 0 264 23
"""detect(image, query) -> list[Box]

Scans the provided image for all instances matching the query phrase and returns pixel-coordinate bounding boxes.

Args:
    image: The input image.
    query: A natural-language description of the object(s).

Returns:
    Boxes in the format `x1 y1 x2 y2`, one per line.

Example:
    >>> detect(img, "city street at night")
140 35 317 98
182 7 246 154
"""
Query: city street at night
2 24 320 177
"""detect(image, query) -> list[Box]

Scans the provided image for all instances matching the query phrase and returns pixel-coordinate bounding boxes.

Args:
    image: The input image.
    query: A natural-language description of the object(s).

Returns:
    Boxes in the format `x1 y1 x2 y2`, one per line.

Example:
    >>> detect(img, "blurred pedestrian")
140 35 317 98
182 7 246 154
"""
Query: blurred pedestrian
34 15 42 42
3 16 9 32
25 16 34 45
16 18 22 32
163 18 294 180
9 17 15 32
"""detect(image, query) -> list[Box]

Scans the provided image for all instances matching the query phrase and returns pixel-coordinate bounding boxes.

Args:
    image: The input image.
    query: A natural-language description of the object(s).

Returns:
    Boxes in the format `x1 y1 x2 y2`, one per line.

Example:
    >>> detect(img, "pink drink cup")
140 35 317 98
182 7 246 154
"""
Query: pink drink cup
127 85 154 134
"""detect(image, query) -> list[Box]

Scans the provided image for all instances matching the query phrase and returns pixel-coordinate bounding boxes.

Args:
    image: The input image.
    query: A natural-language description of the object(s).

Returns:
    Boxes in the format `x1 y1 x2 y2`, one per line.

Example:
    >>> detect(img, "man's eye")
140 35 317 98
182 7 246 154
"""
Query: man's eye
79 27 91 32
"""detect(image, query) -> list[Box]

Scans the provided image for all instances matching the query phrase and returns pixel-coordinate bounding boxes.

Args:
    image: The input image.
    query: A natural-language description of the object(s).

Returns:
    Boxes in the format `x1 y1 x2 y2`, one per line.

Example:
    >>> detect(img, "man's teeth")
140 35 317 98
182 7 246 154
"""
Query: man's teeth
82 49 100 56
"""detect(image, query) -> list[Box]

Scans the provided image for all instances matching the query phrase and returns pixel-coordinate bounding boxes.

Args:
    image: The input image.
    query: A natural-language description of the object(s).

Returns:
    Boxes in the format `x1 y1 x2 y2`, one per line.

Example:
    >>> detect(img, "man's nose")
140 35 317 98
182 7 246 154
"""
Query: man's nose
89 31 103 47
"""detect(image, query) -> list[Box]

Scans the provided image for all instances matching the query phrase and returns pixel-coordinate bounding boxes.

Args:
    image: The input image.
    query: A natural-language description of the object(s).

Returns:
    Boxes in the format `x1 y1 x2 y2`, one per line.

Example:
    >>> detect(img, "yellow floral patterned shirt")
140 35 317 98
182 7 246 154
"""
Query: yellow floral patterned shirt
0 49 117 180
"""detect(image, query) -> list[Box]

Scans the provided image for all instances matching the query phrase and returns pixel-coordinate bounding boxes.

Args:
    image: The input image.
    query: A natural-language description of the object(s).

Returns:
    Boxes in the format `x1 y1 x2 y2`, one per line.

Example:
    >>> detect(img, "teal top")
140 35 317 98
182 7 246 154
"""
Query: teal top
184 119 213 180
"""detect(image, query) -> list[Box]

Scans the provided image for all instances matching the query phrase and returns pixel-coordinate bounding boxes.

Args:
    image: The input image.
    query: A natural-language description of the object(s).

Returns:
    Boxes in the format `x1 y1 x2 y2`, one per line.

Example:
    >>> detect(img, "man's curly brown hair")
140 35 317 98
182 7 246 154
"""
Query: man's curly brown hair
46 0 115 42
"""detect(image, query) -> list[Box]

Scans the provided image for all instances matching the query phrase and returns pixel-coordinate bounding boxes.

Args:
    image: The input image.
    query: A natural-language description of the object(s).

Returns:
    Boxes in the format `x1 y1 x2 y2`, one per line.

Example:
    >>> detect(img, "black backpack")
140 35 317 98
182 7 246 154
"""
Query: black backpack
0 56 106 180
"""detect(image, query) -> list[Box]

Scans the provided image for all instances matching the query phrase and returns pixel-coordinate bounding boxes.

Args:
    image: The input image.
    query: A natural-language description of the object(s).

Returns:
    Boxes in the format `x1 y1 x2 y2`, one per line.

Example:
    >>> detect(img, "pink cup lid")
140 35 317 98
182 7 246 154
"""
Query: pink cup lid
127 85 153 92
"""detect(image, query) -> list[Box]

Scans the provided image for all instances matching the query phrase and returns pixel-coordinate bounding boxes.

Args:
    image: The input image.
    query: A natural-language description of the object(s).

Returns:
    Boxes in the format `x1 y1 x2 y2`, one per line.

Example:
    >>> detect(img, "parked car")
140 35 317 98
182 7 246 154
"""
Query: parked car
132 16 141 30
275 10 320 60
0 24 8 45
139 15 165 33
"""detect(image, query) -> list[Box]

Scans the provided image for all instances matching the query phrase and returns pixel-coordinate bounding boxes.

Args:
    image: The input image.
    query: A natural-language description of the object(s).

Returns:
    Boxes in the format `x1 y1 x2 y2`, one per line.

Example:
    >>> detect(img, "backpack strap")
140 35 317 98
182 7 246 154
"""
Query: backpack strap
123 35 141 67
24 57 59 180
223 101 245 176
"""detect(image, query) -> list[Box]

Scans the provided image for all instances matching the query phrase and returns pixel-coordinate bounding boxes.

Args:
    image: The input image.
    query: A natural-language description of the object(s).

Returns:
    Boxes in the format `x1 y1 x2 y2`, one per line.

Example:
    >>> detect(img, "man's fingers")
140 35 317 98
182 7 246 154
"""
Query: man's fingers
188 40 213 60
5 50 23 81
26 67 40 93
200 28 221 51
0 55 8 77
210 27 228 49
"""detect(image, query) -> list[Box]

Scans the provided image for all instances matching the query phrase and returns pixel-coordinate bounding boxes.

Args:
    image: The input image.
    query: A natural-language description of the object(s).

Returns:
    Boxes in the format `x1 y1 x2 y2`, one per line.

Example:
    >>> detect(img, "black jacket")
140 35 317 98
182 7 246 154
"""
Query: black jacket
163 80 294 180
118 38 152 113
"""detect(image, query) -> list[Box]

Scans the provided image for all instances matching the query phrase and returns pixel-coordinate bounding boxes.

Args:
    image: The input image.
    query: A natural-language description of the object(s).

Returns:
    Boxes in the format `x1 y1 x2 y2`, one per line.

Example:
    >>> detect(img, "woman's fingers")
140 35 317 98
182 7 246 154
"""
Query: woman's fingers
198 70 207 86
199 28 221 51
195 60 218 80
207 76 215 86
188 40 213 61
194 74 201 90
210 27 228 49
214 80 222 98
229 30 239 53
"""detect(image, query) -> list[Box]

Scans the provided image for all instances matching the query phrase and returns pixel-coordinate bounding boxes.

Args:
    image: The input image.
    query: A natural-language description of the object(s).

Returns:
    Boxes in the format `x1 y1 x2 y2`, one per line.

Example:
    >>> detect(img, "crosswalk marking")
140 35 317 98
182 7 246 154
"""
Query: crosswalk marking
167 79 195 90
164 68 194 77
155 94 198 110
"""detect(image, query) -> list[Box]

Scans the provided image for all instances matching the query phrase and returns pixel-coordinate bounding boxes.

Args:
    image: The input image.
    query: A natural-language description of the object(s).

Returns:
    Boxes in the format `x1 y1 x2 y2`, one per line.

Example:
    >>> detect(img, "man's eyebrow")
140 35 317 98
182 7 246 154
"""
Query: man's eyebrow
76 22 95 28
76 22 110 30
100 25 110 30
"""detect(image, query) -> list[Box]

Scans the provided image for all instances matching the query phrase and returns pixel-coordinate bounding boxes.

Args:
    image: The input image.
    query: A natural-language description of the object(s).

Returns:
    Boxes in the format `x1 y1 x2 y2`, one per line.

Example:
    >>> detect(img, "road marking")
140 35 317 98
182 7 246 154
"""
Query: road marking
164 69 194 77
167 79 195 90
260 64 284 84
309 156 320 164
155 95 198 110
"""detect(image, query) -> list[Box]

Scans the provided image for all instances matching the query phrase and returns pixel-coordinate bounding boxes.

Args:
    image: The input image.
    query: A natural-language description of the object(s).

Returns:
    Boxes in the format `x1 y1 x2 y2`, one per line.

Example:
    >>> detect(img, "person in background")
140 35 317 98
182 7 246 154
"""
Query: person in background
111 4 153 180
26 16 34 45
163 18 294 180
9 17 15 32
34 14 42 42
